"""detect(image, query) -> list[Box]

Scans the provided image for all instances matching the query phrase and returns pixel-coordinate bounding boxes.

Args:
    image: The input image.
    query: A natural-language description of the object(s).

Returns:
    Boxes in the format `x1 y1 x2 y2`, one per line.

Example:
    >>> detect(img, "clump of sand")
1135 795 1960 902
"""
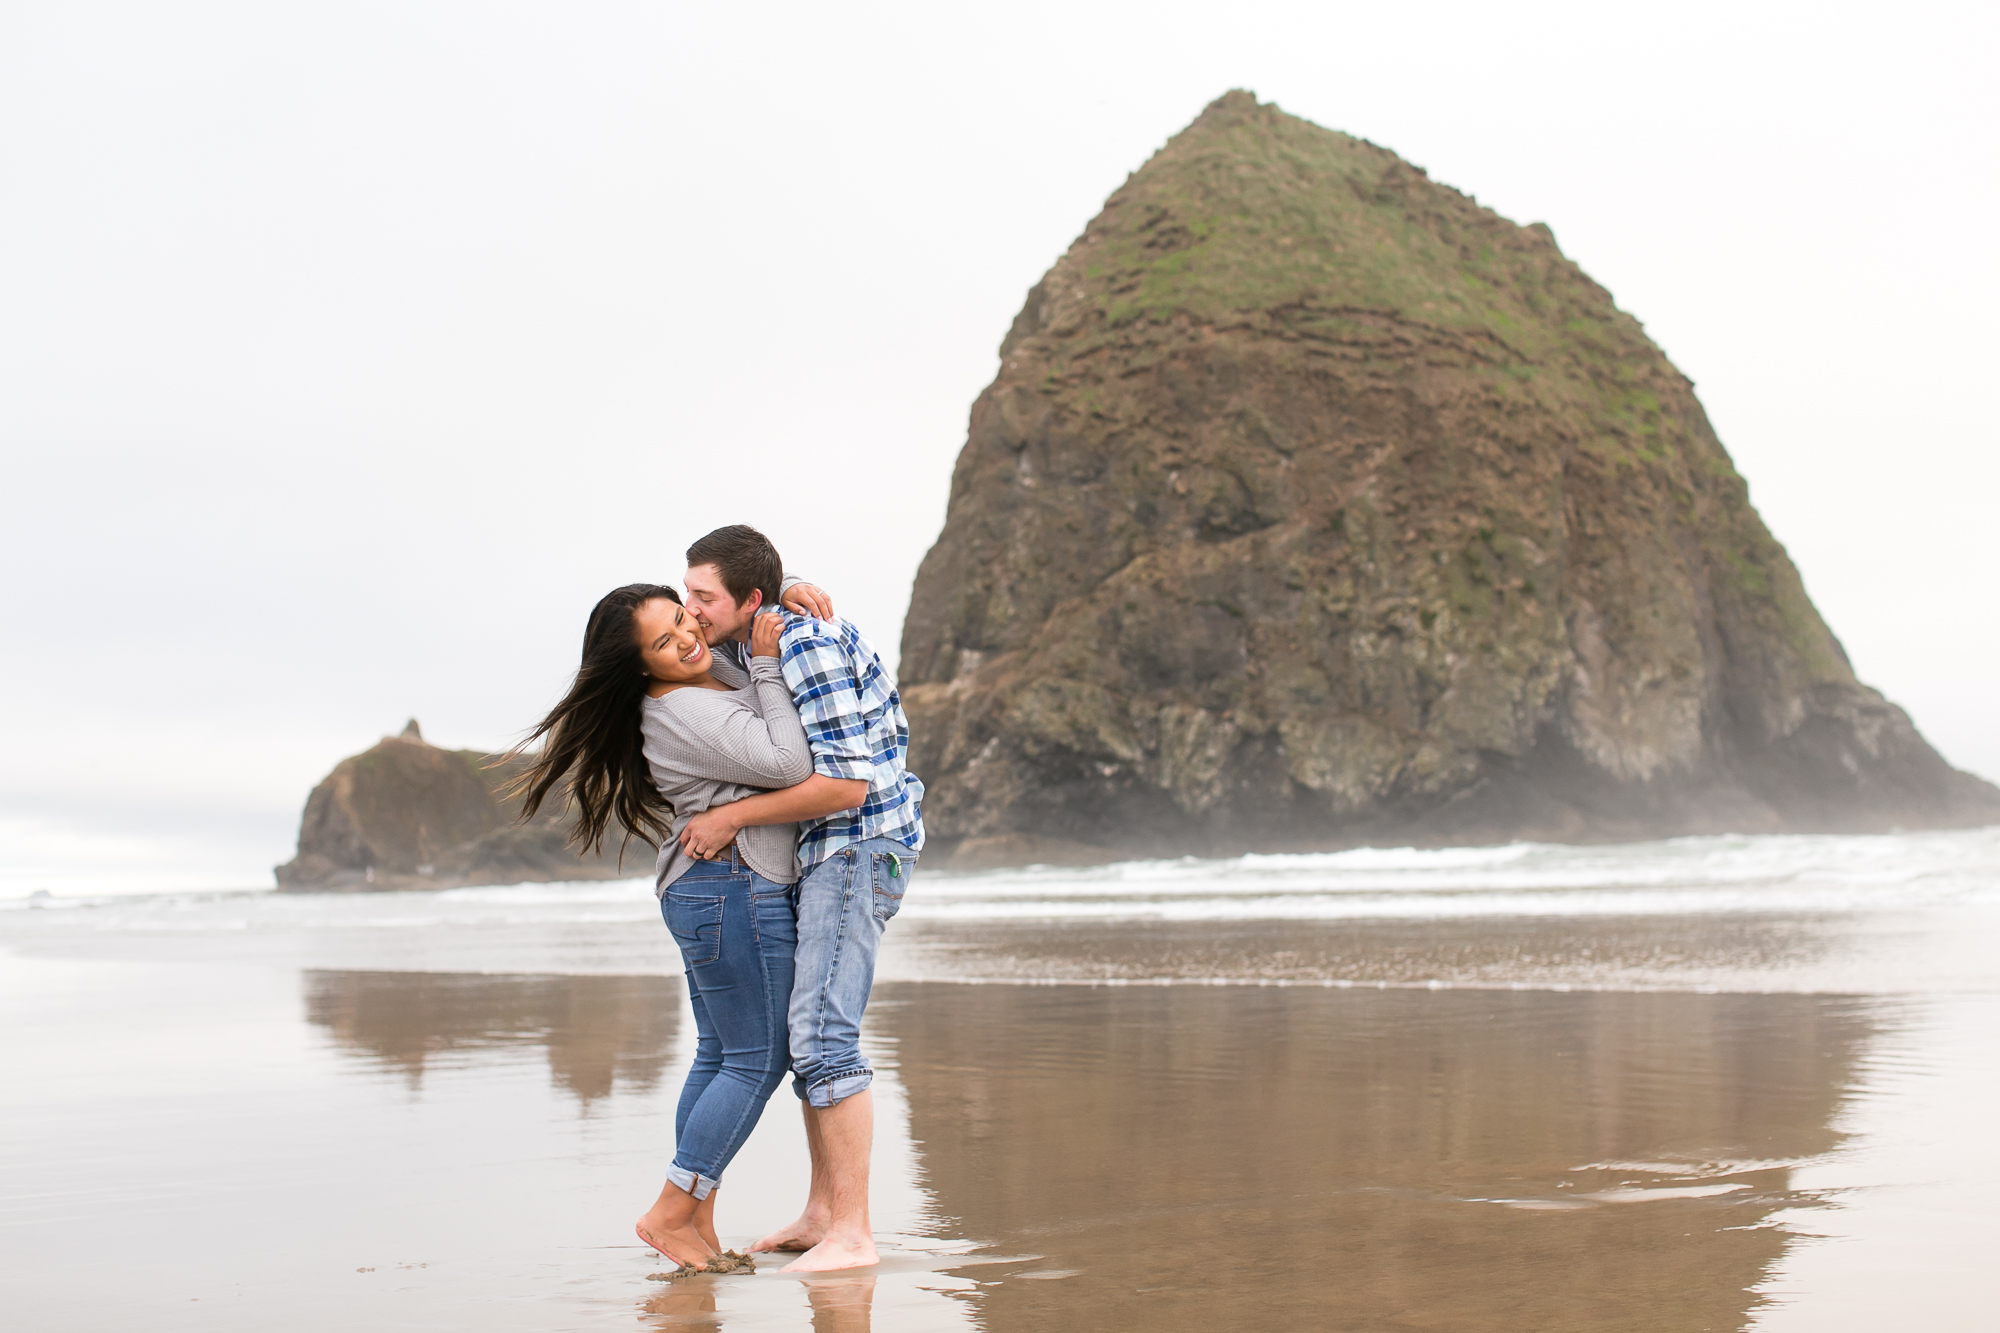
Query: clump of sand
648 1250 757 1280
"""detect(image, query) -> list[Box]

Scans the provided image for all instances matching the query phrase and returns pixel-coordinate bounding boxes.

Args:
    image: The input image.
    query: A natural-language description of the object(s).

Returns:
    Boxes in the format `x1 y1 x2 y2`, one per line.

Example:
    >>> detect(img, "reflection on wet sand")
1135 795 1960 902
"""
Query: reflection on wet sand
641 1279 720 1324
803 1275 877 1333
640 1273 881 1332
303 970 679 1102
15 904 1974 1333
300 968 970 1333
286 967 1886 1330
881 983 1876 1332
886 912 1846 988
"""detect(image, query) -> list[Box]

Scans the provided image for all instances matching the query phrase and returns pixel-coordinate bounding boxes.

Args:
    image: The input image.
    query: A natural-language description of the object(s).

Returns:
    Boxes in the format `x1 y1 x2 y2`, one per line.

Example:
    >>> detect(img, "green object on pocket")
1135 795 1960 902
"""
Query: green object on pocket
886 853 902 879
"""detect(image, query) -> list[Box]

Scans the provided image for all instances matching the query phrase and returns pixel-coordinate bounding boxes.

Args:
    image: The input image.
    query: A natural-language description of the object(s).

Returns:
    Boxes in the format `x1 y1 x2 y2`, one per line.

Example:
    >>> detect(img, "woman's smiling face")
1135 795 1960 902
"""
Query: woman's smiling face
632 596 711 687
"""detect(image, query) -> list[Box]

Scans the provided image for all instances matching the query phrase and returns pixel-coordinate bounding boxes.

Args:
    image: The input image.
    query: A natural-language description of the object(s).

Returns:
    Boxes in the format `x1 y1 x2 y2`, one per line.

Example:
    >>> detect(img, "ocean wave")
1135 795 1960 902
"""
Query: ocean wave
3 828 1996 936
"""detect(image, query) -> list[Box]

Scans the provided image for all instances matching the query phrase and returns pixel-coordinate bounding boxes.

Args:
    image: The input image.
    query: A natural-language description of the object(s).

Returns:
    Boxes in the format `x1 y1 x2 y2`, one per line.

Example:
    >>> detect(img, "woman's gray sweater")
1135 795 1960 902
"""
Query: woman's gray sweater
640 654 813 894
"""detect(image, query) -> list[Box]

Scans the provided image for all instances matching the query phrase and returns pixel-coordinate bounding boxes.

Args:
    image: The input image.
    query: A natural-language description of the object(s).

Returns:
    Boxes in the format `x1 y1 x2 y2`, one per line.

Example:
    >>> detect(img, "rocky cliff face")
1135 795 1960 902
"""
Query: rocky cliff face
901 91 2000 867
275 720 631 891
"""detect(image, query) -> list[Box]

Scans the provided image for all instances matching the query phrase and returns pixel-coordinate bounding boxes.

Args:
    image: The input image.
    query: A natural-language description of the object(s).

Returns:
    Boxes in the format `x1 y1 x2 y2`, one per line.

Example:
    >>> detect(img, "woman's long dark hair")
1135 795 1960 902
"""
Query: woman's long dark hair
505 583 681 859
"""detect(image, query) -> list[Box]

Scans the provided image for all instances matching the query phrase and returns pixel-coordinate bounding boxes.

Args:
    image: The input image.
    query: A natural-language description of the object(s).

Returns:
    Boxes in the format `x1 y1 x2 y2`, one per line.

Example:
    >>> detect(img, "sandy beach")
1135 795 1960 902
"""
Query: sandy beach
5 830 1998 1330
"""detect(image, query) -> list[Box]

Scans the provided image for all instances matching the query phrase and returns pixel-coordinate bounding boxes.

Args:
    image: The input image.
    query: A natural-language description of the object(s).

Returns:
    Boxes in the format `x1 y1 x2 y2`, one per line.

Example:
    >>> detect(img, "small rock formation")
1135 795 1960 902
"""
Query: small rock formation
900 91 2000 867
274 722 635 891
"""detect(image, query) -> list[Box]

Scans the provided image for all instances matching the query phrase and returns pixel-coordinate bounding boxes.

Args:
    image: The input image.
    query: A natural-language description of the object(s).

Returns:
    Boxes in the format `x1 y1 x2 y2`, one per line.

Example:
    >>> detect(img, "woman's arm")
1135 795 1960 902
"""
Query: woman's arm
678 774 866 859
654 622 812 788
653 691 812 789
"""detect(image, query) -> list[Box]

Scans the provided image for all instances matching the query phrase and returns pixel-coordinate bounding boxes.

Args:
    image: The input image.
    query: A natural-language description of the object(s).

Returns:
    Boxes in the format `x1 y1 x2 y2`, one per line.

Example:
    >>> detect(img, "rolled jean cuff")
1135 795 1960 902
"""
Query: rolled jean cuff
793 1068 872 1108
665 1163 720 1201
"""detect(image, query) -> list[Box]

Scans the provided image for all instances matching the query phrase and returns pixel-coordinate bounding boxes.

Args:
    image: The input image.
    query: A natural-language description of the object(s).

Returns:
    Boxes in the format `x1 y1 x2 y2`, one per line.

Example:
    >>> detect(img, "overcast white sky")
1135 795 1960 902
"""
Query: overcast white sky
3 1 1995 893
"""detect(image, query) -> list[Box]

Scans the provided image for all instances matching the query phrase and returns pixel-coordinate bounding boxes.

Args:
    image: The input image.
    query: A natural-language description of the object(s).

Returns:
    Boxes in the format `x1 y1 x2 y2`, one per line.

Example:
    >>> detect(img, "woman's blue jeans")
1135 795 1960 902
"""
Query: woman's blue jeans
660 852 797 1199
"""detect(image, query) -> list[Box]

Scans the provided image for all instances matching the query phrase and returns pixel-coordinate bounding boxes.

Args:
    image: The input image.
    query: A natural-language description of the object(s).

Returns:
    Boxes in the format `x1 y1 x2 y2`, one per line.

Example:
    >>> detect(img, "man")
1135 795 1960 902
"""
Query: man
677 524 925 1273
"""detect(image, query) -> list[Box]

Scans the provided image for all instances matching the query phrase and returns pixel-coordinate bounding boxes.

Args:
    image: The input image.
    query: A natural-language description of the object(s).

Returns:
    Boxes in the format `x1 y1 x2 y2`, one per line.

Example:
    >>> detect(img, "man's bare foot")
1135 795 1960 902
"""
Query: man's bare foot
779 1231 879 1272
635 1217 715 1269
750 1211 830 1254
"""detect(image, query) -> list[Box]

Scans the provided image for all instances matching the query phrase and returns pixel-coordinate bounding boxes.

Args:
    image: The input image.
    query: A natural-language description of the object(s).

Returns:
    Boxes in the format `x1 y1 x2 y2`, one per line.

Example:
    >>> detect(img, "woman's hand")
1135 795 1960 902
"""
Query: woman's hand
680 806 744 860
781 582 834 620
750 611 784 659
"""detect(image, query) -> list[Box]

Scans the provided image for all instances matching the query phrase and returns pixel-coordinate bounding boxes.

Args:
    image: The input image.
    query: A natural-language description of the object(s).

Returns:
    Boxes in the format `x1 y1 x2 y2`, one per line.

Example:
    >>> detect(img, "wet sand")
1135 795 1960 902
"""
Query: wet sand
5 839 1999 1330
3 961 1995 1328
881 982 1934 1332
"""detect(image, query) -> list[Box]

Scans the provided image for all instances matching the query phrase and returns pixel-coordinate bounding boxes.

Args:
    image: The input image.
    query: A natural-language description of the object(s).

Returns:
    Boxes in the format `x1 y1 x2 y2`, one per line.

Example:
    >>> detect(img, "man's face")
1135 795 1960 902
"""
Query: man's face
683 563 761 643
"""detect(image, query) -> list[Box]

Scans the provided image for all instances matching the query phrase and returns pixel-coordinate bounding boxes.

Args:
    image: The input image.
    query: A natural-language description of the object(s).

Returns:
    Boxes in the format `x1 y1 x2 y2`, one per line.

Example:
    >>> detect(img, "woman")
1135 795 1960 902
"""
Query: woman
511 582 813 1272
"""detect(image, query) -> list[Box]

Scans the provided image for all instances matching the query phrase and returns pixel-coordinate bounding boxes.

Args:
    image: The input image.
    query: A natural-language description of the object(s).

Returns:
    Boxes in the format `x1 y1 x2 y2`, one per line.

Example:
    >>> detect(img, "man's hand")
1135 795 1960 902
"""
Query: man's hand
680 776 869 855
680 805 743 861
750 611 784 659
782 582 834 620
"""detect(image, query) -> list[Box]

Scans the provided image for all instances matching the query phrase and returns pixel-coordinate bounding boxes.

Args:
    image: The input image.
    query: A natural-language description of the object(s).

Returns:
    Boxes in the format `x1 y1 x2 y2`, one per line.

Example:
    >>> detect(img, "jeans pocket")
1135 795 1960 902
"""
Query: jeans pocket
870 853 906 922
752 890 798 949
665 892 725 965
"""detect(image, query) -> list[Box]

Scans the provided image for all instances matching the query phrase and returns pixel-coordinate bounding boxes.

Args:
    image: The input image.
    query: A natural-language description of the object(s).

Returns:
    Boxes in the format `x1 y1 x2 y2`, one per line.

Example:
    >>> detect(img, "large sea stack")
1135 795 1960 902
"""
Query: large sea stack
901 91 1999 867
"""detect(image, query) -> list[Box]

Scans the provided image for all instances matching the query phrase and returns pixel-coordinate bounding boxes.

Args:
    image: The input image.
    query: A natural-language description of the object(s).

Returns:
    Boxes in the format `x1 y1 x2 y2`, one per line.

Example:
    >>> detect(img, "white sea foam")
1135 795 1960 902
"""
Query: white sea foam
906 828 2000 920
2 828 1995 940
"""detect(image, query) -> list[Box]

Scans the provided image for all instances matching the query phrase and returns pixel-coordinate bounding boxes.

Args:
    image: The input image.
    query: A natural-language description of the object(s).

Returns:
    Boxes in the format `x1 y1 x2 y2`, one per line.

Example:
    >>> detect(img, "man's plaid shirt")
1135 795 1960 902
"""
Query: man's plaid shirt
774 611 924 869
710 613 924 870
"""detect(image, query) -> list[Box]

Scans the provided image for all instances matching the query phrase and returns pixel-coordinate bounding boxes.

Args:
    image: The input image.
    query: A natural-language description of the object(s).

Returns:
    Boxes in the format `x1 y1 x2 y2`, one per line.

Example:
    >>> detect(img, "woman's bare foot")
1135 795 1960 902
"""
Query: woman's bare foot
692 1189 721 1253
779 1229 879 1273
636 1179 717 1269
750 1208 830 1254
635 1218 714 1269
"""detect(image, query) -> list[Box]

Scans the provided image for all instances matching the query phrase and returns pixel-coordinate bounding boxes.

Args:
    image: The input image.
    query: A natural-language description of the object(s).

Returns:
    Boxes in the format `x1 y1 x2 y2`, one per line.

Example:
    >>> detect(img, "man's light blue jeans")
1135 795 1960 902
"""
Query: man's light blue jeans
788 838 913 1108
661 852 797 1199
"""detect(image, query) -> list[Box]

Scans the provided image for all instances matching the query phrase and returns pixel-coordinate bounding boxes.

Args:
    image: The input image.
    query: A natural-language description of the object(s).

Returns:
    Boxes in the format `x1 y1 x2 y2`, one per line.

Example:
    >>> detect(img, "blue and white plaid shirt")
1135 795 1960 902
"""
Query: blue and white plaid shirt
774 611 924 869
706 612 925 870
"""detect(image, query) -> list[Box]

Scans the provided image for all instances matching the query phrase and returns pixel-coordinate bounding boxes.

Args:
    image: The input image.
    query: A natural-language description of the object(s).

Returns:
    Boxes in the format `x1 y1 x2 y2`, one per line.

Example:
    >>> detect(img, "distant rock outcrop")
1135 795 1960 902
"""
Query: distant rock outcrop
274 721 635 891
900 91 2000 867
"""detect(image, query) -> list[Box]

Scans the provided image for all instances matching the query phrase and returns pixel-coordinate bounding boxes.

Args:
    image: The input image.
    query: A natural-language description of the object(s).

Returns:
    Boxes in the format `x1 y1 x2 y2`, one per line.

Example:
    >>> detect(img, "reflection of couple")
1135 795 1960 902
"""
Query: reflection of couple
513 524 922 1275
646 1273 878 1329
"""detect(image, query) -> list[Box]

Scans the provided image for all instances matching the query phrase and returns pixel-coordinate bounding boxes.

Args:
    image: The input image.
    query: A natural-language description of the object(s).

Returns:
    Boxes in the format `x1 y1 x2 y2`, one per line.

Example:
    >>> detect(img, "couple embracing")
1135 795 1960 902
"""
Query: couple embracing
513 524 922 1274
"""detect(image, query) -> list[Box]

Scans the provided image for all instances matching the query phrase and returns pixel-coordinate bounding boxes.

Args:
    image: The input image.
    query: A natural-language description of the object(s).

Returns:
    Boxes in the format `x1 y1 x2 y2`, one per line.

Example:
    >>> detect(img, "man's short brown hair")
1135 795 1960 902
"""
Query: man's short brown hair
685 525 783 611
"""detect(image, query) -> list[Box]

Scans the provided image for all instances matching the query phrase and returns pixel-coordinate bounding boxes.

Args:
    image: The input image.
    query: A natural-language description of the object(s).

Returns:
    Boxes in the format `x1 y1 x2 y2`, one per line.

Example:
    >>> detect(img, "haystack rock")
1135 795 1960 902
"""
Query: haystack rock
900 91 2000 868
275 720 631 891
